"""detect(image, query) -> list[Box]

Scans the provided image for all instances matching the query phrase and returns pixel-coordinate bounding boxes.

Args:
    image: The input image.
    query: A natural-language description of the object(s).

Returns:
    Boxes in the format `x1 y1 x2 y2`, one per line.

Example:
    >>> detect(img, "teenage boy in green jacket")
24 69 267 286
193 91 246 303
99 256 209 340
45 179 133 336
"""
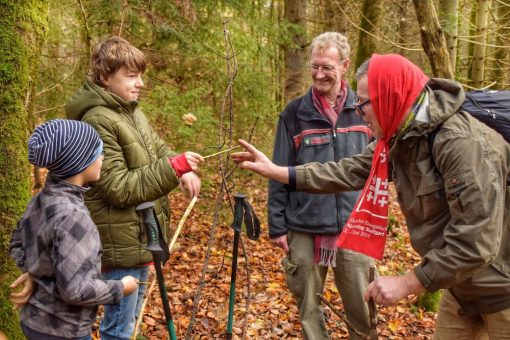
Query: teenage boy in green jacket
66 36 203 340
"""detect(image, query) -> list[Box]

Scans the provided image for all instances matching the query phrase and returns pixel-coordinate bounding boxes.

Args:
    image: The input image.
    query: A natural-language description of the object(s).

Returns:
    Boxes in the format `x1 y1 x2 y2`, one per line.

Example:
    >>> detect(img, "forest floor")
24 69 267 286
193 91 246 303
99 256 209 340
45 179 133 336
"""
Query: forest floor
89 173 437 340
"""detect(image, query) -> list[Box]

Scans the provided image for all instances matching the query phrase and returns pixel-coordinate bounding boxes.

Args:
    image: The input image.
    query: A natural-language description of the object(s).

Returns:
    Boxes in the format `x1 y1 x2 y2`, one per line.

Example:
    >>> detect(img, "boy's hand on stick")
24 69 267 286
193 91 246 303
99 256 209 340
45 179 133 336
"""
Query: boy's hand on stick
180 172 201 199
184 151 204 171
10 272 35 310
121 276 139 296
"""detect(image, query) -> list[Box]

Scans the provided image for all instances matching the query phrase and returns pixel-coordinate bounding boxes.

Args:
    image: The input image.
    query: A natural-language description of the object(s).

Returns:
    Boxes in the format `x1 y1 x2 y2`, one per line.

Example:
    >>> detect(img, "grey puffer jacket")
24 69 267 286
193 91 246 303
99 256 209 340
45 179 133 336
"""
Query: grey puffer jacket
294 78 510 315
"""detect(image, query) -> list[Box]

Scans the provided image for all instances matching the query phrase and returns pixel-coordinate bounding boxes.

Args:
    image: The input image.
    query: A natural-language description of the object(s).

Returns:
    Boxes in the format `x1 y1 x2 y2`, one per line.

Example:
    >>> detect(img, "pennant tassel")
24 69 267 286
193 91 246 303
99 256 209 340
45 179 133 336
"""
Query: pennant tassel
314 246 337 267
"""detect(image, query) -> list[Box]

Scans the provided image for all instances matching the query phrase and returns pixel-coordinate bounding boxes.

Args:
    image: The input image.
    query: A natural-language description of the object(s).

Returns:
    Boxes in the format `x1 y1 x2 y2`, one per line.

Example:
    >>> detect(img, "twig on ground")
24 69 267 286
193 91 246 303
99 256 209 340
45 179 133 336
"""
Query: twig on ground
316 293 371 339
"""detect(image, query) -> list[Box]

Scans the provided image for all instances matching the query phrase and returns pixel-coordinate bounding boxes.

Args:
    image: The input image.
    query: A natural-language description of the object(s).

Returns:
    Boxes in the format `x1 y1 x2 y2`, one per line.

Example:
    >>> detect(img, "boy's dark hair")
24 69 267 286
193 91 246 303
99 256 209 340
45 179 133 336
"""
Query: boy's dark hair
89 36 146 86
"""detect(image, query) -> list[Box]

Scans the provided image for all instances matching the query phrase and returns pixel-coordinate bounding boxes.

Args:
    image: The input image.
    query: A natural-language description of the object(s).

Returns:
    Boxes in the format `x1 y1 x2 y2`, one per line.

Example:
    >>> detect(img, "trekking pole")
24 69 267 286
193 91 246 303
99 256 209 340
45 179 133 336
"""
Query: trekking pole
136 202 177 340
226 194 244 340
226 193 260 340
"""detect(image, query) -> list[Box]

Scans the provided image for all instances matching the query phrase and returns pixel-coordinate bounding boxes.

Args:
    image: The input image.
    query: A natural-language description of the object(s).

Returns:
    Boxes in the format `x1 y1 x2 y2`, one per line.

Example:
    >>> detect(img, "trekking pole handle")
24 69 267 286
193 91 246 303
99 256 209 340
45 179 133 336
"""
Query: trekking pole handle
136 202 163 253
231 193 246 232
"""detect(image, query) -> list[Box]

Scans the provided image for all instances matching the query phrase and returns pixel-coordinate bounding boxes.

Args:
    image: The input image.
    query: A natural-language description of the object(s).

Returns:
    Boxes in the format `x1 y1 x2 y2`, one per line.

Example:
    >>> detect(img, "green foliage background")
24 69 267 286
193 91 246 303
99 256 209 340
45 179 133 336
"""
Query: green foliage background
3 0 510 336
36 0 288 156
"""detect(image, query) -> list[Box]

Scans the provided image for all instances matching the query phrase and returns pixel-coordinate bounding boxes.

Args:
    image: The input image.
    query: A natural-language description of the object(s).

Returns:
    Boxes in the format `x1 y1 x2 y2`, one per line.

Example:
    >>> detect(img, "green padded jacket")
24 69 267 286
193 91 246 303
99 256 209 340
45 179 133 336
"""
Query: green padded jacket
66 78 179 268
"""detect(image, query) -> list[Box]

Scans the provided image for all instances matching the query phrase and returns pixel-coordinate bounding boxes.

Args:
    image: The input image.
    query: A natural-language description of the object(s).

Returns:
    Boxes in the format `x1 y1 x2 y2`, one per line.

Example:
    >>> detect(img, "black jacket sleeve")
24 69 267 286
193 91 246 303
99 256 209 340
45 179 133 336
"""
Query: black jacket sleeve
267 116 294 238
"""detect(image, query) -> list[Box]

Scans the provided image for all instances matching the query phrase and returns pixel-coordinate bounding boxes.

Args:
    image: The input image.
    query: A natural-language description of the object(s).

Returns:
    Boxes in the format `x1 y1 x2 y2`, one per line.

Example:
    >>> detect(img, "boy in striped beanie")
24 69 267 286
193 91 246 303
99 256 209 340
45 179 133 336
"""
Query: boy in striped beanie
10 119 139 340
28 119 103 180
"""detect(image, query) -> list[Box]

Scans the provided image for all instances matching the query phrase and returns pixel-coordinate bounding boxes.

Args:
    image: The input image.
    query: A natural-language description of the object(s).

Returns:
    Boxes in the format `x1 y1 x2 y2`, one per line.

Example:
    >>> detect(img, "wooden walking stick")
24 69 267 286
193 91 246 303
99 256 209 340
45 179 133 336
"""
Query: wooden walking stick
316 294 370 339
203 145 240 160
368 265 378 339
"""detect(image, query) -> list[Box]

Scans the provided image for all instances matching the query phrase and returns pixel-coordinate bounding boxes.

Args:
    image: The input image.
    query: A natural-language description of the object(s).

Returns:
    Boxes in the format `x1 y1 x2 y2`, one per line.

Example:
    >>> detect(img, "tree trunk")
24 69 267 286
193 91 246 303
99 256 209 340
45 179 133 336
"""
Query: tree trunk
355 0 384 70
438 0 459 72
458 1 474 81
0 0 48 337
324 0 349 35
493 0 510 89
283 0 307 102
77 0 92 56
396 2 412 57
470 0 491 88
412 0 453 79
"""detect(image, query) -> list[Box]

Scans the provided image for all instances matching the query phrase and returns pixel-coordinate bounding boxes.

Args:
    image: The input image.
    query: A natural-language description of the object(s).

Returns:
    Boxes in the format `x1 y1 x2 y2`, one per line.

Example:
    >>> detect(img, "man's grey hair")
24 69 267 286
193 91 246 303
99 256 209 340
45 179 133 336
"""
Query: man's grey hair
310 32 350 61
355 58 371 80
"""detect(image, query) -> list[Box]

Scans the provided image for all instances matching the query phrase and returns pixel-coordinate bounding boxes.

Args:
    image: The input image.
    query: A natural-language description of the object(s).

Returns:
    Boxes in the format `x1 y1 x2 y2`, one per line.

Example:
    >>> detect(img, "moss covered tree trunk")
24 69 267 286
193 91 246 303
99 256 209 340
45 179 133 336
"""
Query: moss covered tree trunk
0 0 48 337
396 2 414 60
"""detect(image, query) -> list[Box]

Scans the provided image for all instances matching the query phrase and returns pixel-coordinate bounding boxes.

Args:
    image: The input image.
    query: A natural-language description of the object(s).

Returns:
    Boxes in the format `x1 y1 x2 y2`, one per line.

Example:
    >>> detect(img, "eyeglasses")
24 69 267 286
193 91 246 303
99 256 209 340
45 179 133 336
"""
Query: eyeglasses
354 97 371 116
309 64 337 73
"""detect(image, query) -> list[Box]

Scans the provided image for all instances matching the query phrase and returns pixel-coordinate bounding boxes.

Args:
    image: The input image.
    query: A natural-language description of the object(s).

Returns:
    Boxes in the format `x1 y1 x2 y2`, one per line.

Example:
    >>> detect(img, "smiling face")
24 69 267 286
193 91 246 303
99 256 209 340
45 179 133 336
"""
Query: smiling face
356 74 383 138
310 46 350 100
103 66 144 102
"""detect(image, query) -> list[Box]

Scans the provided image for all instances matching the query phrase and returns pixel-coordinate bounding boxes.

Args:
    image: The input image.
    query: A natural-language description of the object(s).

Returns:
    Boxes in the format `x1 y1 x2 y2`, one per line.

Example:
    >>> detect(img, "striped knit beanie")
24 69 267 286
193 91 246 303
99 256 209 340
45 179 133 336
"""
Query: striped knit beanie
28 119 103 179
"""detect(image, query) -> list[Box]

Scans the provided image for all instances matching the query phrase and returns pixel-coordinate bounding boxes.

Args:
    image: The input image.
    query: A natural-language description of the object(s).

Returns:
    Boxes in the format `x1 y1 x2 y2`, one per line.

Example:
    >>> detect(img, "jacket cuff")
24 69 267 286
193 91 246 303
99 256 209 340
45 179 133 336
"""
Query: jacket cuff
288 166 296 190
294 165 308 190
269 231 288 239
414 264 440 292
110 280 125 305
169 154 192 178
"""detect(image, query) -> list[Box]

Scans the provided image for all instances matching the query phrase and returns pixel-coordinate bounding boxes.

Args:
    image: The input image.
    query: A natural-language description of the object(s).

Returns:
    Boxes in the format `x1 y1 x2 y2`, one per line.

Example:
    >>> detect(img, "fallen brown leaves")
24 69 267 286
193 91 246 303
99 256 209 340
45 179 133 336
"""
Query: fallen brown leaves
35 165 435 339
129 178 436 339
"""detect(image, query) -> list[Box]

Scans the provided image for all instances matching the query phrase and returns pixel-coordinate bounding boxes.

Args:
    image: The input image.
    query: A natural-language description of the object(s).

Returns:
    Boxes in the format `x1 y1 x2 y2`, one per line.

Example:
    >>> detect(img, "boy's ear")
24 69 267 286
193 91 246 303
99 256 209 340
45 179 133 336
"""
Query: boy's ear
100 75 110 87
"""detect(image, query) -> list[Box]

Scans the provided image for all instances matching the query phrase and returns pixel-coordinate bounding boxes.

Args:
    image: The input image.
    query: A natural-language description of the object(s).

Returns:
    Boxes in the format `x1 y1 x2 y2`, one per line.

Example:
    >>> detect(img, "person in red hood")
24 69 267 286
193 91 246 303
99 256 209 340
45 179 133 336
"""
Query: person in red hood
232 54 510 339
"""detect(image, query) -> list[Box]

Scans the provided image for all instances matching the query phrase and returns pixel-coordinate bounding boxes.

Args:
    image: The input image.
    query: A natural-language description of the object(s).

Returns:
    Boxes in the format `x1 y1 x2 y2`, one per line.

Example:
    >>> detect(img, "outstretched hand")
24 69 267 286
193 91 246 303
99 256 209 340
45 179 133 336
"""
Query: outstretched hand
231 139 289 184
10 272 35 310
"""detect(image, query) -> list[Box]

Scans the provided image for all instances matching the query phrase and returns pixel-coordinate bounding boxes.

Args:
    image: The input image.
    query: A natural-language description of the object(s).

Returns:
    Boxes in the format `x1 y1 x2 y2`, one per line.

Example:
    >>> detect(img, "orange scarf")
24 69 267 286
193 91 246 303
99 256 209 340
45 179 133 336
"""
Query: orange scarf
336 54 429 259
